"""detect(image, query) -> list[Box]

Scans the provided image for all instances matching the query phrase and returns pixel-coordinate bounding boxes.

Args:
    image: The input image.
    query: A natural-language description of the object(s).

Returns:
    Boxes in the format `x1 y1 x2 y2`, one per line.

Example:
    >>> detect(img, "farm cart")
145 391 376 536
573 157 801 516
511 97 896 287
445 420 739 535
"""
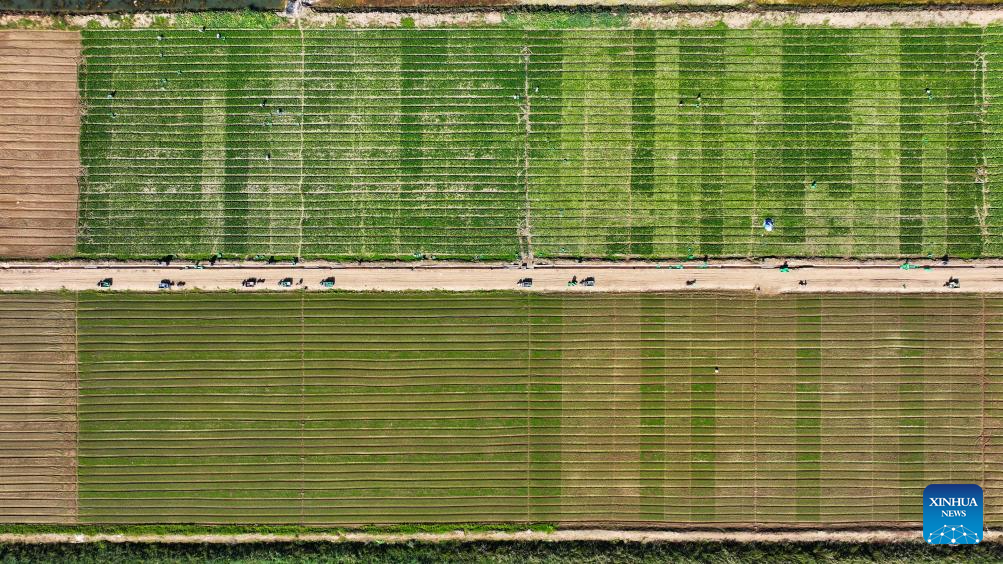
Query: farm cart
97 278 113 288
320 277 335 288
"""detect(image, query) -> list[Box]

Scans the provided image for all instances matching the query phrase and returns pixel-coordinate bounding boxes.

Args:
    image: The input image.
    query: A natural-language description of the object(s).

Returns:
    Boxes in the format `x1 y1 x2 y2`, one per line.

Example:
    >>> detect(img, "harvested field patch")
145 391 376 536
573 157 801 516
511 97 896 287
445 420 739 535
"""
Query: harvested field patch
69 292 1000 526
0 30 80 259
77 27 1003 260
0 294 78 524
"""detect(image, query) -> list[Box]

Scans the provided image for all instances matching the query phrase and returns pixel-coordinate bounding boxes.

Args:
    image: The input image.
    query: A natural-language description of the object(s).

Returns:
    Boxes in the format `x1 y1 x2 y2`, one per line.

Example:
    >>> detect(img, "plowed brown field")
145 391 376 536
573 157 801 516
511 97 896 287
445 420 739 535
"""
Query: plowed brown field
0 294 77 524
0 30 80 259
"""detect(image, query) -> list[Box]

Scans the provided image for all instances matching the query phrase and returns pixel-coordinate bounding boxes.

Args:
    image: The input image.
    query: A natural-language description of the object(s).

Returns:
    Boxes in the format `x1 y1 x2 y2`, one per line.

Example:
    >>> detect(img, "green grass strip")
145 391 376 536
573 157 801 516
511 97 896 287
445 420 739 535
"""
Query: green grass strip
629 30 656 199
795 297 822 523
527 295 562 522
689 299 717 522
898 31 925 256
898 296 926 521
638 295 666 521
7 539 1003 564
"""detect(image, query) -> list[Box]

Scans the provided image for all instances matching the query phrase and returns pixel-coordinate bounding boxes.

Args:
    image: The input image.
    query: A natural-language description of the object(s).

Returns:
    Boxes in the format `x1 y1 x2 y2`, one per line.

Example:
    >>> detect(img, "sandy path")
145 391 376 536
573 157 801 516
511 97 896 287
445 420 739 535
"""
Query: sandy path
0 527 999 545
0 30 80 260
0 260 1000 294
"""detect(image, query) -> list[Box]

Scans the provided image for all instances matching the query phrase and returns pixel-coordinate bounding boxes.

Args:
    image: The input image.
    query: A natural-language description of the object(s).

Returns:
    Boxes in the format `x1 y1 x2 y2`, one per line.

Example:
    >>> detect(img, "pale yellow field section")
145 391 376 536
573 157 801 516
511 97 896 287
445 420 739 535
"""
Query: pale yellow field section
0 30 80 259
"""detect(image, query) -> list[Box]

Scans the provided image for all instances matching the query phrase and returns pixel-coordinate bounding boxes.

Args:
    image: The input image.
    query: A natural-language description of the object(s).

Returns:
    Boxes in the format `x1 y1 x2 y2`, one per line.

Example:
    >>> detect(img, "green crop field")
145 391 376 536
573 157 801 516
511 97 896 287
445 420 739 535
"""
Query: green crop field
78 26 1003 260
64 291 1003 525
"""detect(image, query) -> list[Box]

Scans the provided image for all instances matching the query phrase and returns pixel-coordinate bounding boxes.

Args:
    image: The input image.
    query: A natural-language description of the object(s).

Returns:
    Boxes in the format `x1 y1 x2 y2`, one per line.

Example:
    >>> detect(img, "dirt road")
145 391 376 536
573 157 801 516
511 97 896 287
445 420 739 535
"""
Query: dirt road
0 527 998 545
0 260 999 293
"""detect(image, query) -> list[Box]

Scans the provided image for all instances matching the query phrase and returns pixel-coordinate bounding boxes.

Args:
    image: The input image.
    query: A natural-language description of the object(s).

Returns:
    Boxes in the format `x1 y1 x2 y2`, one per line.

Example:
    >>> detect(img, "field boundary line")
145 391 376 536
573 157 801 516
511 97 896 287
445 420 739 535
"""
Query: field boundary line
300 290 306 525
977 47 990 243
0 528 980 545
526 292 532 521
520 40 534 264
296 19 307 261
752 294 759 526
981 293 987 489
73 292 80 525
869 298 876 523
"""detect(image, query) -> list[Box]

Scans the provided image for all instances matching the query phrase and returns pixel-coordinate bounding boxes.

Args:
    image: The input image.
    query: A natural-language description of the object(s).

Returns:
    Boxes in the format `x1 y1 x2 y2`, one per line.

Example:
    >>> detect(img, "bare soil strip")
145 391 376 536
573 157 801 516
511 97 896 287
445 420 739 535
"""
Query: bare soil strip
1 260 1002 294
0 295 77 524
0 30 80 259
0 528 999 544
7 8 1003 29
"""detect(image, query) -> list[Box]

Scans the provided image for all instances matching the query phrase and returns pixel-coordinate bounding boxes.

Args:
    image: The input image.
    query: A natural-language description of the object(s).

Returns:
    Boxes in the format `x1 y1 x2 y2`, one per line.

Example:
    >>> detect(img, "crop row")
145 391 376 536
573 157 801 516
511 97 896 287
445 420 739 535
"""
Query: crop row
74 27 1003 260
64 292 1000 525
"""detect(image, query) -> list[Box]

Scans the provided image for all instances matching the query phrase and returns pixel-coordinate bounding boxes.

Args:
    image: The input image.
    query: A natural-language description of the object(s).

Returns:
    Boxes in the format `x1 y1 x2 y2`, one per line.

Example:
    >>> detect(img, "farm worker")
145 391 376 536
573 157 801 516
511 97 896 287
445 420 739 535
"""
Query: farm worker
763 218 774 232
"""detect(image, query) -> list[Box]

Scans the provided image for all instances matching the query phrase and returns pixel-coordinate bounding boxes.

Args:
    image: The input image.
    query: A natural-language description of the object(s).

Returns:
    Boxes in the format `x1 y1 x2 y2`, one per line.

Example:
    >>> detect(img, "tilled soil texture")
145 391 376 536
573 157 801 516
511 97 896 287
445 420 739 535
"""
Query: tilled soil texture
0 31 80 259
0 294 78 524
